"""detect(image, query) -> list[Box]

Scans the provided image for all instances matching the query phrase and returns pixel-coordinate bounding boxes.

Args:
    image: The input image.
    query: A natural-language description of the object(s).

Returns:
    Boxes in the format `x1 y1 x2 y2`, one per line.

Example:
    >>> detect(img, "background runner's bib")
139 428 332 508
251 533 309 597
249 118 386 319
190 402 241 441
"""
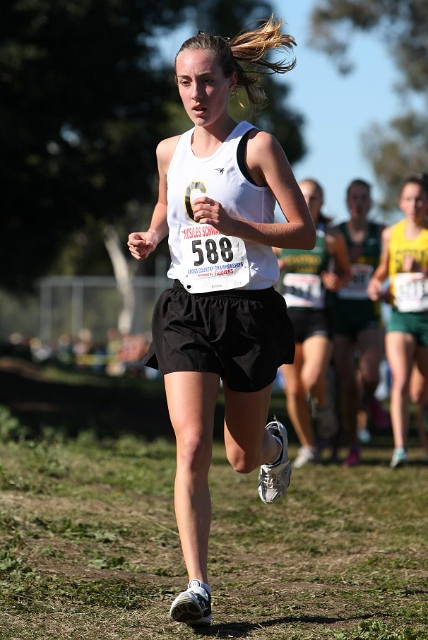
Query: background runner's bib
181 224 249 293
394 272 428 312
282 273 324 308
279 223 330 309
337 263 374 300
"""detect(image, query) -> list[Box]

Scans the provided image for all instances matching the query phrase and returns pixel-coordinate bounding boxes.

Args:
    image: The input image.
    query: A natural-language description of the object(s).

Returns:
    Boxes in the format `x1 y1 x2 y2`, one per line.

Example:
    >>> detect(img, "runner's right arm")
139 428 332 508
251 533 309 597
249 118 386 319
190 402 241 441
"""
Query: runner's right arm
128 137 177 260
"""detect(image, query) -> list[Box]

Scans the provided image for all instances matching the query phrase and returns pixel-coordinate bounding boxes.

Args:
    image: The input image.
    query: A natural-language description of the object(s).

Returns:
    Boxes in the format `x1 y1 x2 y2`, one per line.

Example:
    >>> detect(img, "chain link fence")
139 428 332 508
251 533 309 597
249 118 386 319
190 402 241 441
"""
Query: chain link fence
0 274 170 345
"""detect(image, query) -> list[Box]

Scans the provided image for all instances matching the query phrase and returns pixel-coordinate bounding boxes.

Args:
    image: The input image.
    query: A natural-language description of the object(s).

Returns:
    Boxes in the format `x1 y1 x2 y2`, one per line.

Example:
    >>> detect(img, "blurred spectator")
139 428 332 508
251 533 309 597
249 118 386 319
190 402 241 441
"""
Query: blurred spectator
105 327 124 376
118 333 148 376
73 328 94 367
56 334 74 367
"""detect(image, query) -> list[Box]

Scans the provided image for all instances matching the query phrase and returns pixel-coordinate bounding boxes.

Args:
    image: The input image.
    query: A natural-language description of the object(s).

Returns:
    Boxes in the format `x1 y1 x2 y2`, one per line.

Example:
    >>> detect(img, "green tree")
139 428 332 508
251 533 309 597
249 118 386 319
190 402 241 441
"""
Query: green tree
309 0 428 211
1 0 190 288
1 0 306 288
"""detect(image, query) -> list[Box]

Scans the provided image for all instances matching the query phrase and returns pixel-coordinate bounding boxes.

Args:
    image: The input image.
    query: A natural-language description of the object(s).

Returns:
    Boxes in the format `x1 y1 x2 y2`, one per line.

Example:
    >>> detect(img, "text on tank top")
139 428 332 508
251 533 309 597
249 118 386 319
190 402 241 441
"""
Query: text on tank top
166 121 279 292
336 221 381 300
389 219 428 312
279 223 330 308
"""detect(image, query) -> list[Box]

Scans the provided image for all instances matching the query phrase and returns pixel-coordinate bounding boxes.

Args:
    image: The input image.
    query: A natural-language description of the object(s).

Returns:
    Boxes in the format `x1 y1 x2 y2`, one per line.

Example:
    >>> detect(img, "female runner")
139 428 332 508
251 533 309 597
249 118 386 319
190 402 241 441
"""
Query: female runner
333 179 385 466
277 179 350 467
128 17 315 626
367 174 428 467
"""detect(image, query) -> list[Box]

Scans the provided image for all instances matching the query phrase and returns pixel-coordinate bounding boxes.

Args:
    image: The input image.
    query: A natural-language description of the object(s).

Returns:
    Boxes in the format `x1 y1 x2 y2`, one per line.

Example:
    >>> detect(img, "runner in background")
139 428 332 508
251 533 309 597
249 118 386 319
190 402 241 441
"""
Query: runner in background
333 179 386 466
277 179 350 468
367 173 428 467
128 18 315 627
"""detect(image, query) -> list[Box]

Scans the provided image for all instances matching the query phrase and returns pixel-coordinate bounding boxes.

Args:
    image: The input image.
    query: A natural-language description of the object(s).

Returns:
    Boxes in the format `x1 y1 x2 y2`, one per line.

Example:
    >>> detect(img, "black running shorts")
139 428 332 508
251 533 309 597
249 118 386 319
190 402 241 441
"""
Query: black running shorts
143 280 295 392
287 307 334 344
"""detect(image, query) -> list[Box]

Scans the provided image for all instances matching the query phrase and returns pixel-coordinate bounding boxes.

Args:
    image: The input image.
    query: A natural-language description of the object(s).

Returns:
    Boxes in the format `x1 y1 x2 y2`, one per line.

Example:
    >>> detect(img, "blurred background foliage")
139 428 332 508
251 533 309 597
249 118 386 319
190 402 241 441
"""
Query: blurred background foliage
309 0 428 211
3 0 428 292
0 0 306 290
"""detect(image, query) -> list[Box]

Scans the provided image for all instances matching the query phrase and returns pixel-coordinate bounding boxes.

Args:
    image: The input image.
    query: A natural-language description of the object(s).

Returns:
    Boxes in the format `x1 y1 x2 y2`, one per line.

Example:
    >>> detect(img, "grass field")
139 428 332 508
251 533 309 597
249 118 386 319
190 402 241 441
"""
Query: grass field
0 413 427 639
0 428 428 640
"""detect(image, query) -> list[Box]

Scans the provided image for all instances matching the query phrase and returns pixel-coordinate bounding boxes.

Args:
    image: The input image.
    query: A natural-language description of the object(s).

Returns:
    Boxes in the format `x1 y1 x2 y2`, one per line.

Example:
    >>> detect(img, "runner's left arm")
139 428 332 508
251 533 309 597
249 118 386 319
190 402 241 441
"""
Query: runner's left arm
192 131 315 250
367 226 391 300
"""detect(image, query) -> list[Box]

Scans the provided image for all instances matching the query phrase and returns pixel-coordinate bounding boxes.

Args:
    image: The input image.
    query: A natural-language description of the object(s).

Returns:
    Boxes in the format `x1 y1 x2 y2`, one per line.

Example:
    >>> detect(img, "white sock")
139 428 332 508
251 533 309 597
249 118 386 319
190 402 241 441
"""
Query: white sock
189 579 211 594
269 435 283 466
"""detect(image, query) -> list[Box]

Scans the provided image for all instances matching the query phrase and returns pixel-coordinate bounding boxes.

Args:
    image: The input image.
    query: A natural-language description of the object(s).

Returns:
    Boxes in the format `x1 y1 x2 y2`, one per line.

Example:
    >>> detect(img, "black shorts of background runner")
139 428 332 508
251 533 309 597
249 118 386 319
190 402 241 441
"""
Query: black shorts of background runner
287 307 334 344
143 280 295 392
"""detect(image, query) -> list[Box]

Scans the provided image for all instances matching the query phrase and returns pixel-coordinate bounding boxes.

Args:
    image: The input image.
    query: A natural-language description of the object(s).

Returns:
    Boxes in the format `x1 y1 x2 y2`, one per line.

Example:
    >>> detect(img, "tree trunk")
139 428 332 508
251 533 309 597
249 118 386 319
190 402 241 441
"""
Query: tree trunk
103 225 137 334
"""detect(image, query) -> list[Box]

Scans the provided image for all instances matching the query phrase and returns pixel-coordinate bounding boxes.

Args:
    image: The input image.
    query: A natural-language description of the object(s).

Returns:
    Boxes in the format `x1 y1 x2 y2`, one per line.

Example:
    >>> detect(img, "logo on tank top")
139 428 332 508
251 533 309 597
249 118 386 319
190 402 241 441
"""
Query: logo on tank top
184 181 207 221
215 167 225 174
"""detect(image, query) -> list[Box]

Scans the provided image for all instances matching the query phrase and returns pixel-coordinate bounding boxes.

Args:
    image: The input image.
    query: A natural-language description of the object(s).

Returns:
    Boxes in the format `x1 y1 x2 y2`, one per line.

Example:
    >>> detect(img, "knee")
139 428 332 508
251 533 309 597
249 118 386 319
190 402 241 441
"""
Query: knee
360 365 380 392
301 371 323 394
176 434 212 474
286 385 307 406
410 388 424 404
226 448 258 474
391 377 409 397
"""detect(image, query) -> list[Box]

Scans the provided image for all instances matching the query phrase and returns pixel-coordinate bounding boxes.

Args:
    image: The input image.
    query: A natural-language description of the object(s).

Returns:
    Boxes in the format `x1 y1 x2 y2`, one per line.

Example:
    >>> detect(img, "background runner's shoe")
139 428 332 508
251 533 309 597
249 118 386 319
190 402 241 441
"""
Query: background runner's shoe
311 394 339 439
170 580 212 627
258 420 291 504
342 446 361 467
293 445 317 468
390 447 408 469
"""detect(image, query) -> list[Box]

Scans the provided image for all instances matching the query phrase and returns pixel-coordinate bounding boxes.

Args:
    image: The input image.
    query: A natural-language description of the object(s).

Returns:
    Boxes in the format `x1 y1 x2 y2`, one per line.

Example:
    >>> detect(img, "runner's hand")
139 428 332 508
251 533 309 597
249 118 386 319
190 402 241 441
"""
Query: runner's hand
321 272 341 292
128 231 157 260
367 277 382 301
193 197 236 235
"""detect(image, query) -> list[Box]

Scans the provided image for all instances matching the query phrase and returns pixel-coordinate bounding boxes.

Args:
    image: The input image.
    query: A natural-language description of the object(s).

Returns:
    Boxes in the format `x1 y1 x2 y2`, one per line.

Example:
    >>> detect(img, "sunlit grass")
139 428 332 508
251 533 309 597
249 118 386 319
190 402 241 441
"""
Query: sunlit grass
0 433 426 638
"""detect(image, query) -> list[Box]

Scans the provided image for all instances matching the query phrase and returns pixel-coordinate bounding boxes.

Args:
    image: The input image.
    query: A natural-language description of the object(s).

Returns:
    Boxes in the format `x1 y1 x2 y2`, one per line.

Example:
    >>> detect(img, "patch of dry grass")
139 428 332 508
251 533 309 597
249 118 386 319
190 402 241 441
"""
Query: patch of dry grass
0 435 427 639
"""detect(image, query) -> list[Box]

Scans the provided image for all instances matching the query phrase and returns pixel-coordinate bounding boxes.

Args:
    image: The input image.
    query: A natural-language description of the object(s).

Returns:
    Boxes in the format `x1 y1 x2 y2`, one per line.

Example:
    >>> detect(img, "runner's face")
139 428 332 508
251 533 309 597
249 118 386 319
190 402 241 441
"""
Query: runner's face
399 183 428 224
346 184 371 220
299 181 323 221
175 49 236 127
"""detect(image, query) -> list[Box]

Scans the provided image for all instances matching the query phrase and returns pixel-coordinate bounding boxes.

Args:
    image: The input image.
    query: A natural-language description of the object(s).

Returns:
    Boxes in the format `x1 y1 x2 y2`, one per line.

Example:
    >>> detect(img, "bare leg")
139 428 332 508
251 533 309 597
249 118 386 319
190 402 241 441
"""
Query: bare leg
410 352 428 456
358 327 384 410
280 346 314 447
301 335 333 409
223 381 280 472
385 332 416 449
164 371 220 584
333 334 359 447
281 336 333 447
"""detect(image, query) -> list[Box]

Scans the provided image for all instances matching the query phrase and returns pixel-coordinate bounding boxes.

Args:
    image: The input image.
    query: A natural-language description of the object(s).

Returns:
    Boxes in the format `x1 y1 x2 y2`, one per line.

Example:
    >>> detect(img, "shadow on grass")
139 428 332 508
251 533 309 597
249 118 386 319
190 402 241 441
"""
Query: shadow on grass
192 613 375 637
316 458 428 467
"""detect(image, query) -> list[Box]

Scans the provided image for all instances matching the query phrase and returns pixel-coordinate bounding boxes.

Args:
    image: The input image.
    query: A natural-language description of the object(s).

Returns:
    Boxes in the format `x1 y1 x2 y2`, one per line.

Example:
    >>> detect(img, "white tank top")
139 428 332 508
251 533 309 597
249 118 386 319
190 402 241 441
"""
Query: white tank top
166 120 280 292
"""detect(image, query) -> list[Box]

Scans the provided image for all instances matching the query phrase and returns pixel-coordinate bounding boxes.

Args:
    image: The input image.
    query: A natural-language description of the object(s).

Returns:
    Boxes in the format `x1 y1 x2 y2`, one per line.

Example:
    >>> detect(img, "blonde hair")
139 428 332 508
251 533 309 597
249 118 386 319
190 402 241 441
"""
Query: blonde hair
175 16 296 112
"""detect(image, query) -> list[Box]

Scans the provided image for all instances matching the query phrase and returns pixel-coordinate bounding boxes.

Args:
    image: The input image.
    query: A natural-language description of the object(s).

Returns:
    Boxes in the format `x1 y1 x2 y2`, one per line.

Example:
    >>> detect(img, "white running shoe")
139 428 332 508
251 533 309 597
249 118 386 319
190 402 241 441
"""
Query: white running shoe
293 445 317 469
170 579 212 627
258 420 291 504
390 447 408 469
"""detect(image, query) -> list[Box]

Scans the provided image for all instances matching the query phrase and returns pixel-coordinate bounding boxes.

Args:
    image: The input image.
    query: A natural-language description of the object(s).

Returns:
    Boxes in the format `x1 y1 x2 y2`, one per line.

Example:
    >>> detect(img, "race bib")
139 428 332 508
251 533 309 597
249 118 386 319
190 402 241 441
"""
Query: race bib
394 272 428 312
337 263 374 300
283 273 324 308
180 224 249 293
